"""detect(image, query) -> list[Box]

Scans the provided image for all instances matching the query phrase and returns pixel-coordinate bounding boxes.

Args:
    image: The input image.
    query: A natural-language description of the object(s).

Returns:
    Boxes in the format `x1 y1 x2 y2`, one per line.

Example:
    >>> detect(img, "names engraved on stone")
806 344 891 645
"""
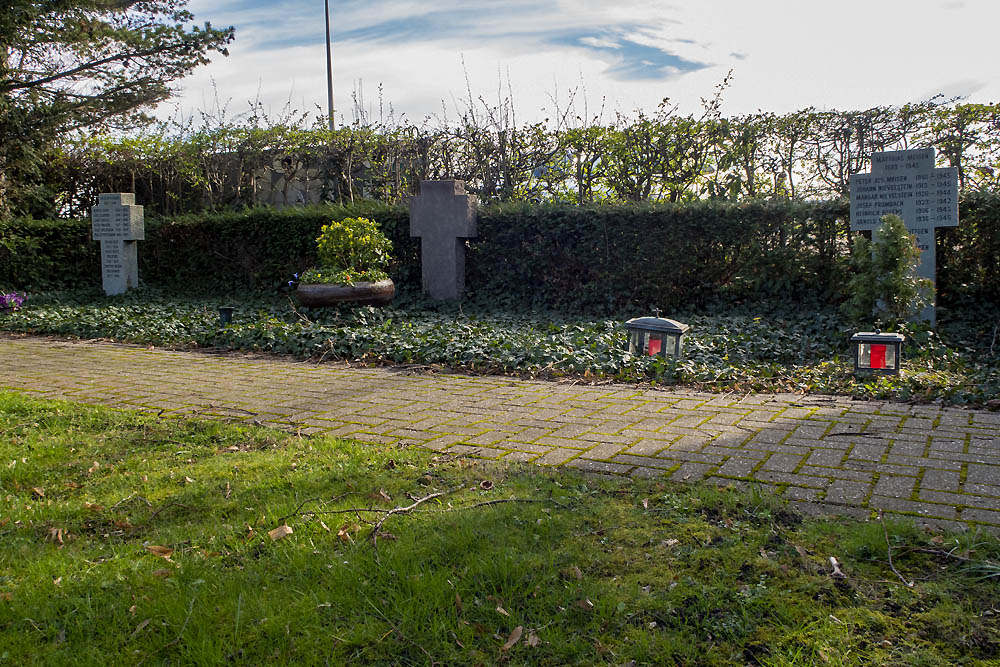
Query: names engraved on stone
849 148 960 324
91 193 144 295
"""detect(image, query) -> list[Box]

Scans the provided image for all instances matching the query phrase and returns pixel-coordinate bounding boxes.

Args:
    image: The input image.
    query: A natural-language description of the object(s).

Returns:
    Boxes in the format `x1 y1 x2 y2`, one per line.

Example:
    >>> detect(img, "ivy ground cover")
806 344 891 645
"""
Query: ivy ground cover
1 286 998 405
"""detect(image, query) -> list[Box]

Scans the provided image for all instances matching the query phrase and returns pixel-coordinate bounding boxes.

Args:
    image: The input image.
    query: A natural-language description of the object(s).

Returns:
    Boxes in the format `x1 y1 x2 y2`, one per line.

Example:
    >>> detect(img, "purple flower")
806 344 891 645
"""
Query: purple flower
1 292 25 311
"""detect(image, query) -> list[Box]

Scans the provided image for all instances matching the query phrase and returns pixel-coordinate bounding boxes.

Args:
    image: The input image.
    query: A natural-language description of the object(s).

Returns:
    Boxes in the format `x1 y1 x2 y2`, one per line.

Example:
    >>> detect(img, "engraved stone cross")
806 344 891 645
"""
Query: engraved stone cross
849 148 959 324
408 180 478 300
91 193 145 295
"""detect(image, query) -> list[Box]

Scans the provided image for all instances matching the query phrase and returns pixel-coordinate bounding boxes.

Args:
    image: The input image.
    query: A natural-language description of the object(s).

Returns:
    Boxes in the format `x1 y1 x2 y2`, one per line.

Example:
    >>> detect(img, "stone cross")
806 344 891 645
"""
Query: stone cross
849 148 959 324
91 193 145 296
408 180 478 300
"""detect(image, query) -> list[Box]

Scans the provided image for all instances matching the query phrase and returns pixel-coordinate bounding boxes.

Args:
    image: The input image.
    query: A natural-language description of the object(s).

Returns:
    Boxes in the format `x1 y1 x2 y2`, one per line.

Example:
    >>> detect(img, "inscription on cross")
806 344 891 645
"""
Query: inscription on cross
408 180 478 300
91 193 144 296
849 148 959 324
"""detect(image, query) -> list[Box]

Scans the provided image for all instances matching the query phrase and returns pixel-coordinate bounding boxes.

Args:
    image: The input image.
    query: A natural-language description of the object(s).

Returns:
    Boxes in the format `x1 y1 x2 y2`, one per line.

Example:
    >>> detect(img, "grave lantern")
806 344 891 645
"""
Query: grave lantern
625 314 689 359
850 331 904 375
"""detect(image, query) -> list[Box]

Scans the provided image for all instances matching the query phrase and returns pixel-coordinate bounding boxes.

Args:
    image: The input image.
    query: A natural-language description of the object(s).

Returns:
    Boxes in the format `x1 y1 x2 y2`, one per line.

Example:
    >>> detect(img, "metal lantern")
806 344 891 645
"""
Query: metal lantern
850 331 904 375
625 314 690 359
218 306 235 327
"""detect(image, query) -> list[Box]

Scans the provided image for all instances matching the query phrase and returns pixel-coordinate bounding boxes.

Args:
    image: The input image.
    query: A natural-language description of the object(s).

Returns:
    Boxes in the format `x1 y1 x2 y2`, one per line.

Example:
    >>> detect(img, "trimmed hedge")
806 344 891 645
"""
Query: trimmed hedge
0 202 414 291
2 194 998 314
139 202 414 289
468 199 849 311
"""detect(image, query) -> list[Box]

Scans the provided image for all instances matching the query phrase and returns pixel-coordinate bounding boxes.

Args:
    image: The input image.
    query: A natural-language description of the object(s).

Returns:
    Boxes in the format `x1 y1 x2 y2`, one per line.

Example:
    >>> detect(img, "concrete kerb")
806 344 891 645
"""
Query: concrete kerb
1 333 999 532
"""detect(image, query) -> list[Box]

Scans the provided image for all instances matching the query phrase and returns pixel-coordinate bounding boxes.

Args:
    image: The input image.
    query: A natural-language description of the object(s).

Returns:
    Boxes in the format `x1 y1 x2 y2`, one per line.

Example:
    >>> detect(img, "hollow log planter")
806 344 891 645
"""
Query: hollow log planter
295 279 395 307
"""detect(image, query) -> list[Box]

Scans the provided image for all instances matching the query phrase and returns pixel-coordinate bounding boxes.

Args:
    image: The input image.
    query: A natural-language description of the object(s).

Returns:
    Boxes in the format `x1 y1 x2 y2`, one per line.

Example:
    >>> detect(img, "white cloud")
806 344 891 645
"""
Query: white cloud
169 0 1000 125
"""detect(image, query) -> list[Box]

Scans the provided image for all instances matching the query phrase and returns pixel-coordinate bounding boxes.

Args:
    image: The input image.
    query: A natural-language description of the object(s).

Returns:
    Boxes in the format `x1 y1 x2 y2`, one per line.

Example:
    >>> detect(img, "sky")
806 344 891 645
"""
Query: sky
169 0 999 127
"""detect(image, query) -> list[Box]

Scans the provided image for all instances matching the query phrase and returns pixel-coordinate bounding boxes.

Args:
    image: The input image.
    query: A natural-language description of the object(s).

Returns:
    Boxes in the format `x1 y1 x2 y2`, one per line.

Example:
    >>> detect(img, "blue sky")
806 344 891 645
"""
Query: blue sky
172 0 998 125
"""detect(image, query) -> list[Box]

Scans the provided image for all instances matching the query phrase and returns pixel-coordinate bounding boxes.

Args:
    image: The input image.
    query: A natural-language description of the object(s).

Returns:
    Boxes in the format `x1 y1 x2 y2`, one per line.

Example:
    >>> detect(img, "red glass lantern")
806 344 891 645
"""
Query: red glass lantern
850 331 904 375
625 315 689 359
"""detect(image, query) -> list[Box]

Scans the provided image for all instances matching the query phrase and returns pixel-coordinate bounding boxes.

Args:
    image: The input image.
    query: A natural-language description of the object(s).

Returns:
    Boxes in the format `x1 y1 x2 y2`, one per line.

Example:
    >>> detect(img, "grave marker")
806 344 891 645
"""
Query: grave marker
91 193 144 295
409 180 478 300
849 148 958 324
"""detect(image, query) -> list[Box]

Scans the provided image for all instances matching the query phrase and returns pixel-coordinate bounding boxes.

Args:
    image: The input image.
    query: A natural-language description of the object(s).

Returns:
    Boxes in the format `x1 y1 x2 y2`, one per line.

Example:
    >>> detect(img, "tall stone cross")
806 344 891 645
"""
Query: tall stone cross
408 180 478 300
849 148 959 325
91 193 145 296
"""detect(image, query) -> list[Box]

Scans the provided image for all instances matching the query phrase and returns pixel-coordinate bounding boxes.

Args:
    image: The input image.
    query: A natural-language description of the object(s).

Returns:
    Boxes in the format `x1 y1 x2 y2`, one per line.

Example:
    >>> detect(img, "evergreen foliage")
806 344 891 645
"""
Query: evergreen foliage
0 0 233 216
843 215 931 324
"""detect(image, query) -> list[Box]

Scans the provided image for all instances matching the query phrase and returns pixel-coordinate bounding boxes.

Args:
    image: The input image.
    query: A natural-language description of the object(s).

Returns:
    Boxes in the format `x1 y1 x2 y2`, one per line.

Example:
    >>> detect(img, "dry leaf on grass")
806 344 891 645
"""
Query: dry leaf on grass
268 525 293 540
575 598 594 611
87 461 100 475
145 545 174 560
525 630 540 647
152 569 172 577
337 524 355 543
502 626 523 651
455 593 463 613
31 487 44 498
84 502 103 512
496 605 509 617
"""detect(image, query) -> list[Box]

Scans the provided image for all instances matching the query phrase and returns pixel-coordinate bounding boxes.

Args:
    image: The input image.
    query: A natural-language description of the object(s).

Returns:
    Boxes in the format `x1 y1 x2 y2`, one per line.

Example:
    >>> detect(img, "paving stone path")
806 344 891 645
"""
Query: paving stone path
3 334 1000 531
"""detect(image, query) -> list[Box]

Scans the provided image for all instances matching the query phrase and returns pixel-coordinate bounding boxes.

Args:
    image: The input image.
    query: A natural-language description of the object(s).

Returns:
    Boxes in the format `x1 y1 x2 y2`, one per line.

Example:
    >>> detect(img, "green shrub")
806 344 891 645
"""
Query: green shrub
301 216 393 284
843 214 931 324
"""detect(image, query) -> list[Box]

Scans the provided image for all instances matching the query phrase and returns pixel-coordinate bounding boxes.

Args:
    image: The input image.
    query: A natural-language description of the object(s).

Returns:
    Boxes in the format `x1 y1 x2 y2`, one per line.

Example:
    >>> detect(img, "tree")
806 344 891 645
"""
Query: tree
0 0 234 217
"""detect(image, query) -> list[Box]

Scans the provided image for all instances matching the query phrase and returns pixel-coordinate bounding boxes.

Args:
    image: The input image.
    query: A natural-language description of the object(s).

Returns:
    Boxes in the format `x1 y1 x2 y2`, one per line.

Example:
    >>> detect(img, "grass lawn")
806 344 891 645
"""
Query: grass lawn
1 286 999 405
1 390 998 665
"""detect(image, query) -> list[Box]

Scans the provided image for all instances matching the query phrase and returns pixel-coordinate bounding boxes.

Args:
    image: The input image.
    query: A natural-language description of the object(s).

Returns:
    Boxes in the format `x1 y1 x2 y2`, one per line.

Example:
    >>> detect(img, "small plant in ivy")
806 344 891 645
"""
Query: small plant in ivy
842 214 931 325
299 217 392 285
0 292 26 312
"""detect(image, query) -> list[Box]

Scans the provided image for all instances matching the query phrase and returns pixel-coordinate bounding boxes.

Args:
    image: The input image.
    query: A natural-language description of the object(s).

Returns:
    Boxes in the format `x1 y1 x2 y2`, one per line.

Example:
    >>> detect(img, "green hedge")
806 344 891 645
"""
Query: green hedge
0 202 414 290
2 194 999 314
139 202 414 289
467 199 849 310
0 217 99 288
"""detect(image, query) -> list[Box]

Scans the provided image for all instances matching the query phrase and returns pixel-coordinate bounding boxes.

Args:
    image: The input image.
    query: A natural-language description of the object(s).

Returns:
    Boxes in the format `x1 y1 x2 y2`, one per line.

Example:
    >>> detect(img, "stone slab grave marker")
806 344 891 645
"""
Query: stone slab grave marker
408 180 478 300
849 148 958 324
91 193 144 295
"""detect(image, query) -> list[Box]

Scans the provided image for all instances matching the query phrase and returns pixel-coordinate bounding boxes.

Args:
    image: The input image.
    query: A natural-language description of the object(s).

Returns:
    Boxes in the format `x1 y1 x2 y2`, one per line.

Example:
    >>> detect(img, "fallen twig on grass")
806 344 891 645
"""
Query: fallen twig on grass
879 510 914 587
370 487 462 557
147 502 194 523
270 485 574 559
110 492 153 511
275 493 352 524
427 497 570 512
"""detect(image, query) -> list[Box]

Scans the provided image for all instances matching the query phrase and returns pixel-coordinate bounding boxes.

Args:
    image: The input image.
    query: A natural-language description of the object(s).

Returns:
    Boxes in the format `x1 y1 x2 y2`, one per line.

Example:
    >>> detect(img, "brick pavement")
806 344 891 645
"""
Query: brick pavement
2 334 1000 531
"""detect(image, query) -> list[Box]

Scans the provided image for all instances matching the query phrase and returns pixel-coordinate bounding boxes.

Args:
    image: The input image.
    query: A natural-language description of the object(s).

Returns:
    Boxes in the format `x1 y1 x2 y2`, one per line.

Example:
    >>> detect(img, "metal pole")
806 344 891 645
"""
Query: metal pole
324 0 335 131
